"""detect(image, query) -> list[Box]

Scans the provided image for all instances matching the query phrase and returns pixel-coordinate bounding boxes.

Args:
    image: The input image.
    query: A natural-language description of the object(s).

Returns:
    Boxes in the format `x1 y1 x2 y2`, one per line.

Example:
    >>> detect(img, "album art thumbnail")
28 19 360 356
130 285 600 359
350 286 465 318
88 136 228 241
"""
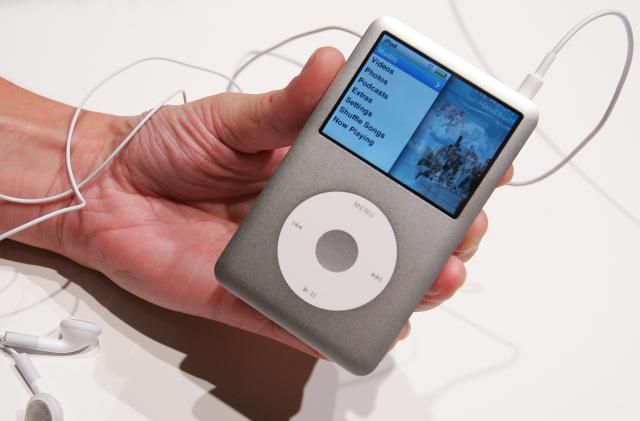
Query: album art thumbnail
389 78 519 215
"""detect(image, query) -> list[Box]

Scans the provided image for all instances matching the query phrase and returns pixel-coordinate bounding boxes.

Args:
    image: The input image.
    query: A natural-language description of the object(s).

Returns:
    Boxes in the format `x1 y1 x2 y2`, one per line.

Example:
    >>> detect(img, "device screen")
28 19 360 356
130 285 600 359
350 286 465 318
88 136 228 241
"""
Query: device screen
320 33 522 218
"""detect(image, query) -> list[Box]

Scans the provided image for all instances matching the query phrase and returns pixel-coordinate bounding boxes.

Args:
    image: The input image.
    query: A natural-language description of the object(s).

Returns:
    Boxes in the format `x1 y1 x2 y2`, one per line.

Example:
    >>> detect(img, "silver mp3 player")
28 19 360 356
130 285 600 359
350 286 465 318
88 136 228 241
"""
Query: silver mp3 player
215 17 538 375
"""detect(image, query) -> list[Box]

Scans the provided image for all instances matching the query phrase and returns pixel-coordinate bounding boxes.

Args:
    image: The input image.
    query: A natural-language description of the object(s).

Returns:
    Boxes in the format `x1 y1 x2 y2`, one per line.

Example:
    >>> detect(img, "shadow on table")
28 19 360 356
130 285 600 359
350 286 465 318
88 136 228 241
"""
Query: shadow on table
1 241 387 421
2 240 520 421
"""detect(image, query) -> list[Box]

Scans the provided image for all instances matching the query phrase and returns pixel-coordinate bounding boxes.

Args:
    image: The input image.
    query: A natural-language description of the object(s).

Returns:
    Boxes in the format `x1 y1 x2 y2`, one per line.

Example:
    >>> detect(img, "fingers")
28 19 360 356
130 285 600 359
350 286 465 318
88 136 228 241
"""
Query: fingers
259 319 328 360
451 165 511 261
453 210 488 262
414 166 510 313
498 165 514 186
216 292 328 359
205 47 345 153
416 256 466 311
389 321 411 350
450 165 511 260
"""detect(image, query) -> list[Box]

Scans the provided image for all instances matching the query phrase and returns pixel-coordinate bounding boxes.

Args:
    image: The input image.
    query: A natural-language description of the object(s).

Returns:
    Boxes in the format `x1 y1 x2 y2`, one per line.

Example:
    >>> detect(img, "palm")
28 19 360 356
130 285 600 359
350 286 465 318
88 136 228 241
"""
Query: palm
61 96 327 354
76 177 237 316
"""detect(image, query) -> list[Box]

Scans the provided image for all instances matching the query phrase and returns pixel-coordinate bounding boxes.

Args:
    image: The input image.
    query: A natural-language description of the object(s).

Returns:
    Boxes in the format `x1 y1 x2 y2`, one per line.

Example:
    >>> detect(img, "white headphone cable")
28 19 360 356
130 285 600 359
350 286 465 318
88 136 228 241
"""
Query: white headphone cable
0 27 362 242
0 28 362 242
225 25 362 92
512 9 634 186
0 16 633 240
0 57 242 241
236 50 305 70
230 13 634 188
0 335 18 359
0 57 242 206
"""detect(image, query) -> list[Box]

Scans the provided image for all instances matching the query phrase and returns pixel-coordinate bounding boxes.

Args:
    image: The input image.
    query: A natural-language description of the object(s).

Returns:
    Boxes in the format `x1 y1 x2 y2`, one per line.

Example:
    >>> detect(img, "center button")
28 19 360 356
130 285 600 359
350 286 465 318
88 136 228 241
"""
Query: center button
315 230 358 273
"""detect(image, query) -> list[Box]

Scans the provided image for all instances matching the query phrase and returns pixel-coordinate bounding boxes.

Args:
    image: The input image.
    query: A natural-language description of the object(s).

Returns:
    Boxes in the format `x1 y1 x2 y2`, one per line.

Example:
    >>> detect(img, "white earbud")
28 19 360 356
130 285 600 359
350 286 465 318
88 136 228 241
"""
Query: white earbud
1 319 102 354
0 319 102 421
13 353 64 421
25 393 64 421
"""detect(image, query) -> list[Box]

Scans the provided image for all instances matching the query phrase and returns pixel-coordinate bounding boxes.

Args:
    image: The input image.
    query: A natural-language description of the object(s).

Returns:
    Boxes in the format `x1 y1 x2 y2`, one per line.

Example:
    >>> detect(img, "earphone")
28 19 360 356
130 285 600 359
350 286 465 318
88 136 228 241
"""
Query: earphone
2 319 102 353
9 350 64 421
0 319 102 421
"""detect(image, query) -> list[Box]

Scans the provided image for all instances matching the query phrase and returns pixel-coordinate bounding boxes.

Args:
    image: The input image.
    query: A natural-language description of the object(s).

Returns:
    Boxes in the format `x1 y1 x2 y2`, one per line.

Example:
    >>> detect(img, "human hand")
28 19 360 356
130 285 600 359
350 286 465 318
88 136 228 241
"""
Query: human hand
4 47 512 358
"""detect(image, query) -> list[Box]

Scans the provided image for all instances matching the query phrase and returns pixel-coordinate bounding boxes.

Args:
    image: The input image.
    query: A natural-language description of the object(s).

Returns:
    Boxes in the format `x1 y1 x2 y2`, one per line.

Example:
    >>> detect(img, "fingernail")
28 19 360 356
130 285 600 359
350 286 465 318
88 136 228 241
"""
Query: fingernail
426 287 441 298
460 244 479 260
400 322 411 339
303 50 318 71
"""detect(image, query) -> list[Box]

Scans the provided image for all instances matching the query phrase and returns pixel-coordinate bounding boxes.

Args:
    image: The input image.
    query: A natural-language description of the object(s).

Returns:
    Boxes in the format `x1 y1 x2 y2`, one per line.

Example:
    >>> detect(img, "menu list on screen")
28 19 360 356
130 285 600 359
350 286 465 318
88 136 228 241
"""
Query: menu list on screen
321 33 521 217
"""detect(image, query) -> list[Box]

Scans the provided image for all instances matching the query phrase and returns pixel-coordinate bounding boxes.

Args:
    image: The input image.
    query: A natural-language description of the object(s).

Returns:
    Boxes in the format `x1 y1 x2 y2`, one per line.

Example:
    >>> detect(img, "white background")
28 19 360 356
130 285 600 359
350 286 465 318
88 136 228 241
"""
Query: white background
1 0 639 420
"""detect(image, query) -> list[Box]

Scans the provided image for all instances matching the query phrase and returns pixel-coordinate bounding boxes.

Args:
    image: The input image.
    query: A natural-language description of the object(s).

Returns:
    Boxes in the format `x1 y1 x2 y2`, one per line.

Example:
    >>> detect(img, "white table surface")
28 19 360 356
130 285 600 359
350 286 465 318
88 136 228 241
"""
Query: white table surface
1 0 639 420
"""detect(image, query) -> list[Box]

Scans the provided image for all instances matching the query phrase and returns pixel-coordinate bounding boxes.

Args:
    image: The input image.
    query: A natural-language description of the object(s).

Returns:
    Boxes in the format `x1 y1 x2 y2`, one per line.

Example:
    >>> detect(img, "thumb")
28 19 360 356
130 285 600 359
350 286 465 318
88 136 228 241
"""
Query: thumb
204 46 345 153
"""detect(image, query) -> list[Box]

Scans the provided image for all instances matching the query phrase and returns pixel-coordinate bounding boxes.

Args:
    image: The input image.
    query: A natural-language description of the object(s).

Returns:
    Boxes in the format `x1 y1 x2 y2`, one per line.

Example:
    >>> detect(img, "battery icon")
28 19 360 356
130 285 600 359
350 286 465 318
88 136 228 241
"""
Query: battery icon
434 69 448 79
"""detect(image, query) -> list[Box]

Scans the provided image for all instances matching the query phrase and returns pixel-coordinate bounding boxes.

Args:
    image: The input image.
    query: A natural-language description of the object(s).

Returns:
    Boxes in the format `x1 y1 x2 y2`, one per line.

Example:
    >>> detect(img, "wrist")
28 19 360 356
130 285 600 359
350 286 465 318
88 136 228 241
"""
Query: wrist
0 78 125 253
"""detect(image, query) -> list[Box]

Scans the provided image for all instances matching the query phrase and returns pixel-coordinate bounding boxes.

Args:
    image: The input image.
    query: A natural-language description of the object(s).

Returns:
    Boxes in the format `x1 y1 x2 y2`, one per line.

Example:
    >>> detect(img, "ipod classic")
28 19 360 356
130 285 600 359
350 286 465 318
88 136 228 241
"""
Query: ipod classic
215 16 538 375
